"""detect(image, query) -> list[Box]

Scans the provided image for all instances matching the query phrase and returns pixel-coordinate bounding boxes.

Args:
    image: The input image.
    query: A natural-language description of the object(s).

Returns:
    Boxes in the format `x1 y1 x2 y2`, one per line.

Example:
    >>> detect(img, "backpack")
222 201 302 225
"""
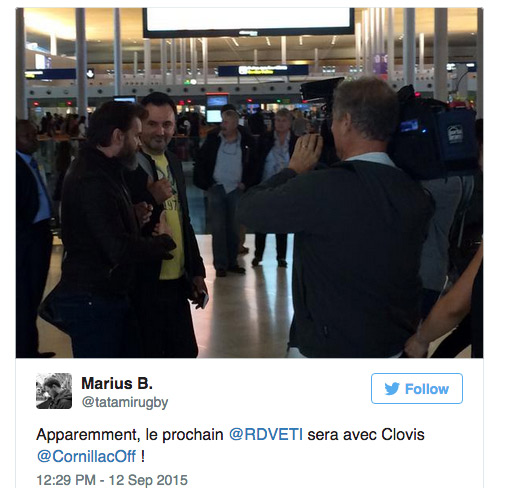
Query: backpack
388 85 479 180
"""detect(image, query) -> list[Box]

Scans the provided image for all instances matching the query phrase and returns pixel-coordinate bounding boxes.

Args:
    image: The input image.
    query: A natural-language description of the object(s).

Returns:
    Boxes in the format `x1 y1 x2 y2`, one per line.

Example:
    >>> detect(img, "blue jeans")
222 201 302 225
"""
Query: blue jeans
56 293 133 358
207 185 242 270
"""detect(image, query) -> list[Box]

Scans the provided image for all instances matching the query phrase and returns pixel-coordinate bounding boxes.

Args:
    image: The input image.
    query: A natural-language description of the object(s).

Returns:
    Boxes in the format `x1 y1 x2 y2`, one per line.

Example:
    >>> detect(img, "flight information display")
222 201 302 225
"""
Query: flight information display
143 8 354 38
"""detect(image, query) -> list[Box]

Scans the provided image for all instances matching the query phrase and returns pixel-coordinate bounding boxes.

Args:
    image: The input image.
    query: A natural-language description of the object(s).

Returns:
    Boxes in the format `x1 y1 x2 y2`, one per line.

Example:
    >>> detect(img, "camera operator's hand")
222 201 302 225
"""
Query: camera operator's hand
288 134 323 174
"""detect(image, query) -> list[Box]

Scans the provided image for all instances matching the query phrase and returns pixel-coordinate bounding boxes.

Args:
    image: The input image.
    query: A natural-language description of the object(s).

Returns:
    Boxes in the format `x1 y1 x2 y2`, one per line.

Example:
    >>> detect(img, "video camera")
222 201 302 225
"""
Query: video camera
300 77 344 120
300 77 344 165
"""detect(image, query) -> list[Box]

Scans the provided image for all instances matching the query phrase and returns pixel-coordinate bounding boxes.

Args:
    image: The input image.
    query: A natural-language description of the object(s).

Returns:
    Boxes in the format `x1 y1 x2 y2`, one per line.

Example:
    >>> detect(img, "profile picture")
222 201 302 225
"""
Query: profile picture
36 373 72 409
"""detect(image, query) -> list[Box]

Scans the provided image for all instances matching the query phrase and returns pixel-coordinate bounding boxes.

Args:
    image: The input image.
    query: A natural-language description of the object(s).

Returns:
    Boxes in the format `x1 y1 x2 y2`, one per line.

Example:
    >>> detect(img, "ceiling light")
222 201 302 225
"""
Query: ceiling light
299 36 303 46
331 36 337 45
266 37 271 46
232 38 239 47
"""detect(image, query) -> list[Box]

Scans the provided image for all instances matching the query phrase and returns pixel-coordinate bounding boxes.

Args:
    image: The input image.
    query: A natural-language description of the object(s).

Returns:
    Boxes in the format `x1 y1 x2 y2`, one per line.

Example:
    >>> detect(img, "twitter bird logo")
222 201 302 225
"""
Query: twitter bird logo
385 382 400 395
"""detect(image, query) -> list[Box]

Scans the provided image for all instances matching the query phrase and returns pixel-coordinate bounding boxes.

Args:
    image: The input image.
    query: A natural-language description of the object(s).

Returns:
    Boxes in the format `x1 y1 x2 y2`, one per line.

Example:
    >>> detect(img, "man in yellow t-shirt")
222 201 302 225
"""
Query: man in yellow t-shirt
124 93 207 358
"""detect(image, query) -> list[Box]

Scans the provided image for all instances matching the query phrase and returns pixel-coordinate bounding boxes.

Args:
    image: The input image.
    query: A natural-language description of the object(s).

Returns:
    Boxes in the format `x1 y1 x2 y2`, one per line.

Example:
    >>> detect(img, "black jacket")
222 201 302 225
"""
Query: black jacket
255 130 298 185
193 128 258 191
123 148 206 287
60 146 175 296
16 154 41 240
238 160 434 358
16 154 50 289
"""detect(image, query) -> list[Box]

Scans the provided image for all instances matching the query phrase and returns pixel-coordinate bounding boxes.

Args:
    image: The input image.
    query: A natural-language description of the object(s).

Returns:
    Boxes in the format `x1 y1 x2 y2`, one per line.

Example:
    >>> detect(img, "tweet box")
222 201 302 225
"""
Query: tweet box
16 358 483 487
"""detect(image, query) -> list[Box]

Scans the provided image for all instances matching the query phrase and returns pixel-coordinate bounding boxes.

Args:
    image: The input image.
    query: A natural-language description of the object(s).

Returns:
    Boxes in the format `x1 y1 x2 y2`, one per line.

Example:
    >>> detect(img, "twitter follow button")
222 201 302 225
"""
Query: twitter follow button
371 373 463 404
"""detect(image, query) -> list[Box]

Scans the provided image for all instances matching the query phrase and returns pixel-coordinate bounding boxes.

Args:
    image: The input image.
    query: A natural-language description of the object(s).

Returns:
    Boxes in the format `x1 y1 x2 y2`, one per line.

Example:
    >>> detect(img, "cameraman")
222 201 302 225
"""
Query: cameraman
238 77 434 358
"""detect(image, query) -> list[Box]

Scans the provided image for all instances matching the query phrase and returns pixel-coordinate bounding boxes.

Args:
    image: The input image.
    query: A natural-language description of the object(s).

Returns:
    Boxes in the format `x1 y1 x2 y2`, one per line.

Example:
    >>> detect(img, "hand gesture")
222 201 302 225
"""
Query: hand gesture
133 202 153 227
403 334 429 358
288 134 324 174
147 177 172 204
191 276 209 309
152 210 173 238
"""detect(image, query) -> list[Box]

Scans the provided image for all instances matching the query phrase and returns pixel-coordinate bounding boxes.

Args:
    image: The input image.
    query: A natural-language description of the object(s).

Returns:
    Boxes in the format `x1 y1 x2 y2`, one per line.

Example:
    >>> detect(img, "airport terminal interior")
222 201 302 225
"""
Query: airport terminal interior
17 8 481 358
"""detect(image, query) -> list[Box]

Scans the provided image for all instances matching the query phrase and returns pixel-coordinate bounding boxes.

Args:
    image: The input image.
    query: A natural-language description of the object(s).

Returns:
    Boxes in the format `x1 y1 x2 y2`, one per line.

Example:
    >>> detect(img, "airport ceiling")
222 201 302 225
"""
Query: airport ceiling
23 8 480 66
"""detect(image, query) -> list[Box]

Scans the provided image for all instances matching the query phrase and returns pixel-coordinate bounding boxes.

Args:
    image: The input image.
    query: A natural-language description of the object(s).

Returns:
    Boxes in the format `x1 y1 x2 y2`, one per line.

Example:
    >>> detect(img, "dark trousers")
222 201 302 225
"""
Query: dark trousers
430 315 472 358
421 288 441 320
254 233 287 261
134 277 198 358
207 185 242 270
56 292 134 358
16 220 52 357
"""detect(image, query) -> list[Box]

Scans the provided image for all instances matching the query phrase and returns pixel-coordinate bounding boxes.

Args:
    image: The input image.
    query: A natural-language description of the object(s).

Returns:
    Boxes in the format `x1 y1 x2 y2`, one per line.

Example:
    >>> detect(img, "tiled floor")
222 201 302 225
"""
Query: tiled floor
37 233 470 359
38 234 295 358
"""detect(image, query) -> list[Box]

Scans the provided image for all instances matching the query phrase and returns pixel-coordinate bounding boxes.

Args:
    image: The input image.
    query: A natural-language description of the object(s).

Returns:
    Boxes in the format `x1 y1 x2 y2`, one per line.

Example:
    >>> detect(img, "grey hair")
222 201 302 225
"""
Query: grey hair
332 76 399 142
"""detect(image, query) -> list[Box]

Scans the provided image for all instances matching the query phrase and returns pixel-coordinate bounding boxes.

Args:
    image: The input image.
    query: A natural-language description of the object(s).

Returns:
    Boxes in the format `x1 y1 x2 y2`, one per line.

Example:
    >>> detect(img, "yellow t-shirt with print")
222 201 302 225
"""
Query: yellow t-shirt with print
148 152 185 280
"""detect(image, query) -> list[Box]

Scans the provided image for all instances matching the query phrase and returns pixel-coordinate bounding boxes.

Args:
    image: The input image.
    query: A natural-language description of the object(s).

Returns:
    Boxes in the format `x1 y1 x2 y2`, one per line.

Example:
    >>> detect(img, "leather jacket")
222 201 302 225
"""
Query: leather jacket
60 146 175 295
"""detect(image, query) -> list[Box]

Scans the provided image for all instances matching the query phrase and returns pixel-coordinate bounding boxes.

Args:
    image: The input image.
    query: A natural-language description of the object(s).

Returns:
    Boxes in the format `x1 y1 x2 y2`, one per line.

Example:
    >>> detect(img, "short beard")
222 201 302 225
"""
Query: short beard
118 147 138 171
143 137 167 156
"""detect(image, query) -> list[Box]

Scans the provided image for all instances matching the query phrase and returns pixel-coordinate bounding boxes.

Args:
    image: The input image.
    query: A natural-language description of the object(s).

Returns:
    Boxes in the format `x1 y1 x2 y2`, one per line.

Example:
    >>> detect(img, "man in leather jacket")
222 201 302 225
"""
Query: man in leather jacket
53 101 176 358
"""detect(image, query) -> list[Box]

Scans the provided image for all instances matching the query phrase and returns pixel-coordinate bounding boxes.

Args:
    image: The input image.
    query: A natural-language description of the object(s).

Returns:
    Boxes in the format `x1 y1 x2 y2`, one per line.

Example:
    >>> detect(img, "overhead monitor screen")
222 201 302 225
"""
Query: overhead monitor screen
206 110 223 124
143 8 354 38
113 96 137 103
206 95 229 108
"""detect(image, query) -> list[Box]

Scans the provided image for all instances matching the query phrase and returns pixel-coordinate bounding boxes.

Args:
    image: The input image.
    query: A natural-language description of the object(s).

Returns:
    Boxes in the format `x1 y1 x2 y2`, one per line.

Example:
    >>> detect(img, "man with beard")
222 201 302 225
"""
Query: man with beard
124 92 207 358
49 101 176 358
